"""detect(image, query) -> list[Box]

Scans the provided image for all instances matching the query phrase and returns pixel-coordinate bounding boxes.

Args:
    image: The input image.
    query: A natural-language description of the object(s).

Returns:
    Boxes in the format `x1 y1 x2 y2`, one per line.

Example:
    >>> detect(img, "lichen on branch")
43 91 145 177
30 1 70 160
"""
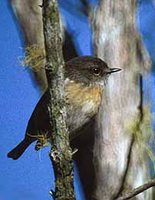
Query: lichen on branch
42 0 75 199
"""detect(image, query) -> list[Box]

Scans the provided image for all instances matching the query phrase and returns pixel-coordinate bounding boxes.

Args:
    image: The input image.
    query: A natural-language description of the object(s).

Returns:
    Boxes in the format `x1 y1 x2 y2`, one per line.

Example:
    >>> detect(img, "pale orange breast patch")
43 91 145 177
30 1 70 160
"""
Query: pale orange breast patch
65 81 102 113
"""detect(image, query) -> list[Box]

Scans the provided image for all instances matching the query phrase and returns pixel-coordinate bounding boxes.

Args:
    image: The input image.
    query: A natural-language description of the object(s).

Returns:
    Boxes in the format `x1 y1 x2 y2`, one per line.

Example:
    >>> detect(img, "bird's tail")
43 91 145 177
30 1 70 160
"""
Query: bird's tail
7 136 36 160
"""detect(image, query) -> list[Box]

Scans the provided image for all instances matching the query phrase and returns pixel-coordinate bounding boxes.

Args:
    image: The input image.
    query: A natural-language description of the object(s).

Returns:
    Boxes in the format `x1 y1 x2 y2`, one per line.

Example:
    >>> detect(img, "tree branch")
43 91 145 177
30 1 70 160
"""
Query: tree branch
116 179 155 200
42 0 75 199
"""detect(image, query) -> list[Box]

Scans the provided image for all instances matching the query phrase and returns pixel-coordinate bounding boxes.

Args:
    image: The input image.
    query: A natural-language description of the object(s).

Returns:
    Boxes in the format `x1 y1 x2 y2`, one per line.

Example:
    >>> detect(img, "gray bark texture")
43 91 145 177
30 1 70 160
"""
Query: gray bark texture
92 1 152 200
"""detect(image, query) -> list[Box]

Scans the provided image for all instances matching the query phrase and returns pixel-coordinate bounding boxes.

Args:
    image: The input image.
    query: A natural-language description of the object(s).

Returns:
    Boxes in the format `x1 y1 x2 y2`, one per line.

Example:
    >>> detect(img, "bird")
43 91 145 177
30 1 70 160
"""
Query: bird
7 56 121 160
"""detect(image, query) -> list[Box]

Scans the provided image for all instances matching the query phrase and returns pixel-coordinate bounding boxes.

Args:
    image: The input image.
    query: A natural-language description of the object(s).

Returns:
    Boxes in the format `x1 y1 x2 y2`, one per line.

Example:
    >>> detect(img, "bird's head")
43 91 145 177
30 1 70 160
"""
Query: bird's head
65 56 121 87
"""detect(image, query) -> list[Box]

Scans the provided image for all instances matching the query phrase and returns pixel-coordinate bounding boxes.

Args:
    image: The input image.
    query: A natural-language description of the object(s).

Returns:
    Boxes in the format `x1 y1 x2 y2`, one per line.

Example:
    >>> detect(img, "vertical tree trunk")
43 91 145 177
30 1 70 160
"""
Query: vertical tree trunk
93 1 151 199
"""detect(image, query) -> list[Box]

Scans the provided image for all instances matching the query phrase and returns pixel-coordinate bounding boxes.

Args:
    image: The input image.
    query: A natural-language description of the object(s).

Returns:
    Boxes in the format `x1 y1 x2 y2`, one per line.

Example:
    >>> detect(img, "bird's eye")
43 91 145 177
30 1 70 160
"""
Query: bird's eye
92 67 102 76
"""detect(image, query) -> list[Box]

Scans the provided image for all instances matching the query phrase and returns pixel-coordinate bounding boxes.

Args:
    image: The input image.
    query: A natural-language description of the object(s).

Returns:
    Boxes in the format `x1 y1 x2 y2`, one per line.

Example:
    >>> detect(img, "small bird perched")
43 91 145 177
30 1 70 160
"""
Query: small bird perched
8 56 121 160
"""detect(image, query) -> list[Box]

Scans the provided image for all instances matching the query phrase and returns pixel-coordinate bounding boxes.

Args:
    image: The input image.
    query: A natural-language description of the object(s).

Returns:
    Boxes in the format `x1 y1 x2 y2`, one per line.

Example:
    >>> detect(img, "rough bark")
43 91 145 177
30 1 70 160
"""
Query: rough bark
92 1 151 200
42 0 75 199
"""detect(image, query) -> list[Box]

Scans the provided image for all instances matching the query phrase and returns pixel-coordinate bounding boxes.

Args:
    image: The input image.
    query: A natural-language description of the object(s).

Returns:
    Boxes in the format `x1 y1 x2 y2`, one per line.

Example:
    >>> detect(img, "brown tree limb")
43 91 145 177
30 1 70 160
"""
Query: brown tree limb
116 178 155 200
42 0 75 199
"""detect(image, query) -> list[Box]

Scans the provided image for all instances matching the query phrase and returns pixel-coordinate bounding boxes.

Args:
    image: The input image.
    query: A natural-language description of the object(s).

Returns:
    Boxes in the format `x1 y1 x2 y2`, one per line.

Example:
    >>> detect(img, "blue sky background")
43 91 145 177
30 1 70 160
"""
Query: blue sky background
0 0 155 200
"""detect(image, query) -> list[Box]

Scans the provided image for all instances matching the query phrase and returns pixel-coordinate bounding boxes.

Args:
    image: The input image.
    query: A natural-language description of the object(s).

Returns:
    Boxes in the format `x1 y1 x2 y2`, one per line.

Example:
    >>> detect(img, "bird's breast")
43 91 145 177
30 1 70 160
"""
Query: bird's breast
65 81 103 134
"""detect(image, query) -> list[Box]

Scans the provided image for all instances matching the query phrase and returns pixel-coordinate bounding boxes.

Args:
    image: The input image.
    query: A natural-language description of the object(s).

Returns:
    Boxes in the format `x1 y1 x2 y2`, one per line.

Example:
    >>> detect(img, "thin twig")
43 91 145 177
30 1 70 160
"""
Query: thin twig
116 178 155 200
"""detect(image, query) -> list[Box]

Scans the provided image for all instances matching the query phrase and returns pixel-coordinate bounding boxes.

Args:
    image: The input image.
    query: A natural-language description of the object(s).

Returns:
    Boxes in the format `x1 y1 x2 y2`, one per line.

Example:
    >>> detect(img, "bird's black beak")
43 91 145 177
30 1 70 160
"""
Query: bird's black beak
107 68 122 74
